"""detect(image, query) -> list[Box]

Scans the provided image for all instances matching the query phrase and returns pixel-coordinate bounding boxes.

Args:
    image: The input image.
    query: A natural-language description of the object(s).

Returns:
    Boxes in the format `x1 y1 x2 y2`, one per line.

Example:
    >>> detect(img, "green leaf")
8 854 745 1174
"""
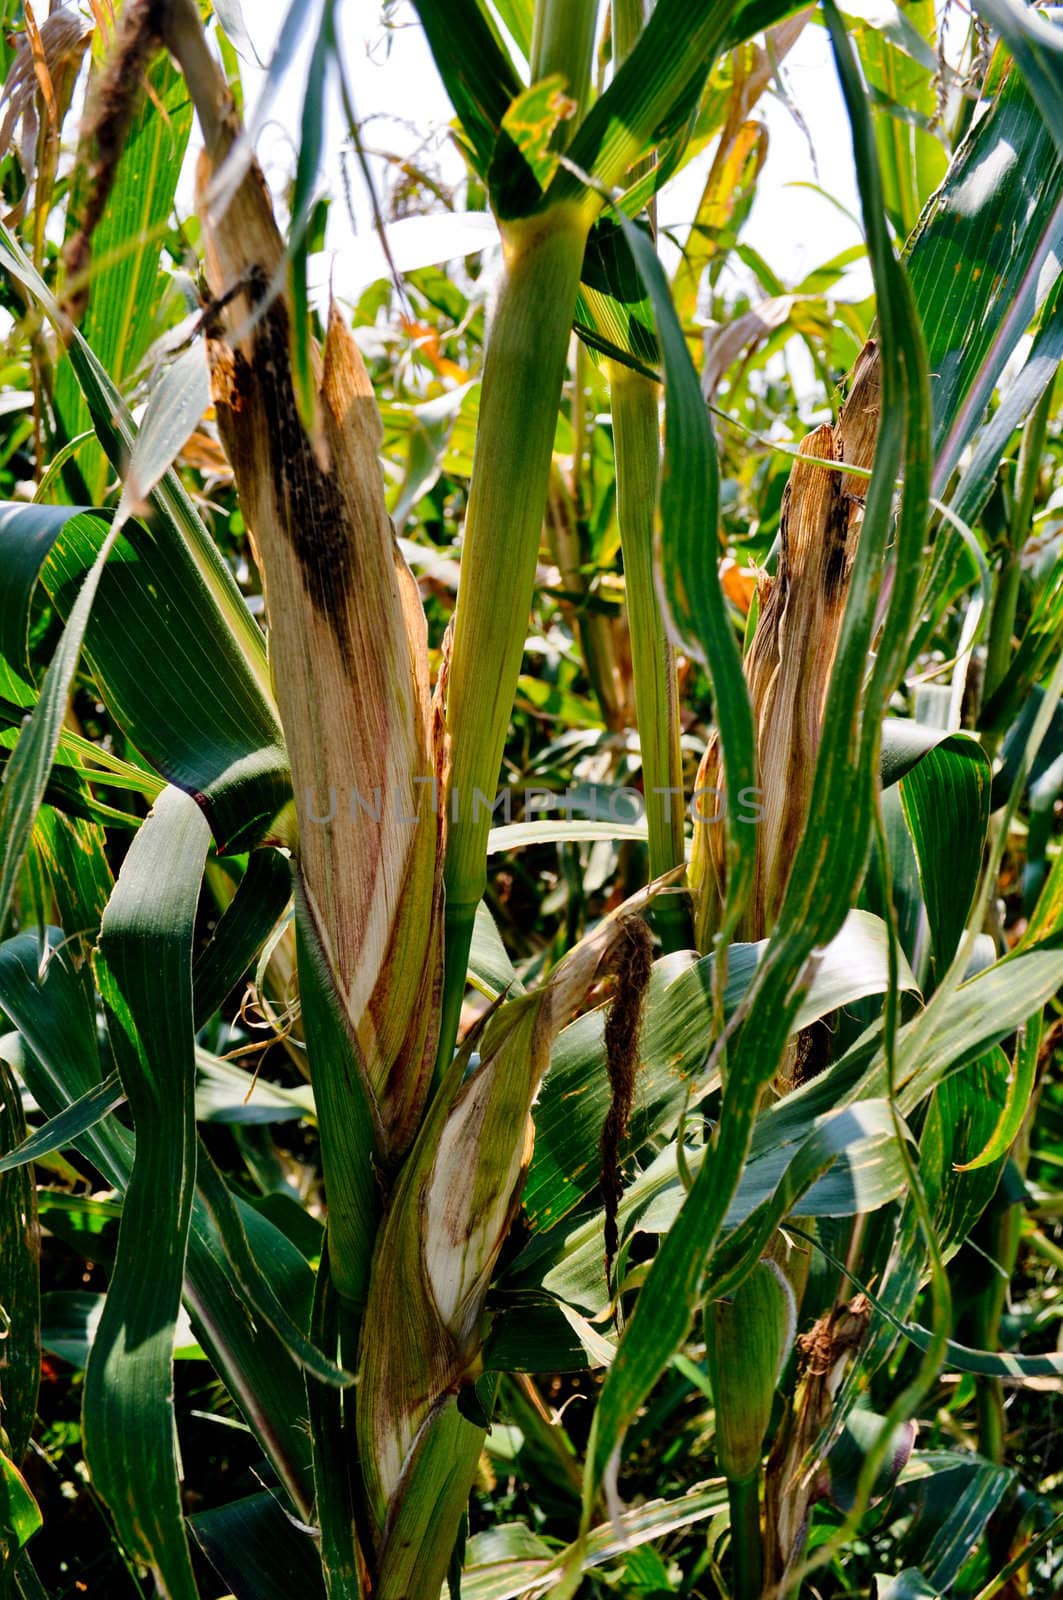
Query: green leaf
305 1255 362 1600
827 1407 917 1513
189 1490 326 1600
467 901 523 999
487 0 532 60
553 0 744 201
193 1050 314 1125
0 1055 38 1465
454 1480 728 1600
614 205 757 937
0 224 287 851
520 909 916 1243
288 2 332 434
0 929 316 1515
0 1451 41 1570
522 1099 906 1319
874 1571 943 1600
39 508 291 854
894 946 1063 1112
192 848 292 1025
487 818 648 853
55 51 193 501
893 1450 1014 1589
408 0 522 174
192 1149 353 1387
0 518 122 927
707 1259 796 1481
0 502 91 706
880 718 979 789
898 733 992 973
973 0 1063 156
0 1071 124 1175
950 278 1063 528
119 341 212 513
576 0 932 1522
906 60 1063 492
295 904 380 1312
83 787 211 1600
490 75 576 216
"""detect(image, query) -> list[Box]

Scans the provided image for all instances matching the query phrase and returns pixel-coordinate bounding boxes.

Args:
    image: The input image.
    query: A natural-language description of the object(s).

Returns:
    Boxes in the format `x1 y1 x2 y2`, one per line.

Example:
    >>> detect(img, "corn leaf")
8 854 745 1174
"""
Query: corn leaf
408 0 521 174
192 847 292 1025
0 502 91 705
0 1071 123 1175
974 0 1063 155
55 52 193 501
81 787 210 1600
520 909 916 1241
0 1054 38 1468
898 734 992 975
950 279 1063 529
39 510 291 852
615 211 757 938
0 1451 40 1579
576 0 932 1521
189 1490 325 1600
0 516 121 926
911 60 1063 492
0 222 281 776
0 928 317 1514
193 1149 352 1387
454 1479 729 1599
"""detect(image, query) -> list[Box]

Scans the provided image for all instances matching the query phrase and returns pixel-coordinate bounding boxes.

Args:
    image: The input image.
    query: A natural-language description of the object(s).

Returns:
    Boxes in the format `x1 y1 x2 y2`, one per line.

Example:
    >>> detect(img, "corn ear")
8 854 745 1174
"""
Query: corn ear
707 1259 796 1486
192 127 443 1162
691 340 882 946
356 894 650 1582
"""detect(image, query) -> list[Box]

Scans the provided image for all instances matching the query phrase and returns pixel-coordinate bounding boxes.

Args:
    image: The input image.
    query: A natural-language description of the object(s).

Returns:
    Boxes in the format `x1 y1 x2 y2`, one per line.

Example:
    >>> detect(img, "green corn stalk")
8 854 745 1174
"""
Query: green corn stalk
435 0 602 1068
607 1 688 953
609 360 690 951
438 193 597 1068
152 2 659 1588
8 2 1063 1595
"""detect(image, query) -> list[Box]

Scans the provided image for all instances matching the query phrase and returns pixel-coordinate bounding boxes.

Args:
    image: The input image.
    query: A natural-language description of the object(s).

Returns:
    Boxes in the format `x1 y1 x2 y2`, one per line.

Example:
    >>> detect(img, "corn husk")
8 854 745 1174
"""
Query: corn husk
691 340 882 946
194 131 443 1158
356 895 651 1567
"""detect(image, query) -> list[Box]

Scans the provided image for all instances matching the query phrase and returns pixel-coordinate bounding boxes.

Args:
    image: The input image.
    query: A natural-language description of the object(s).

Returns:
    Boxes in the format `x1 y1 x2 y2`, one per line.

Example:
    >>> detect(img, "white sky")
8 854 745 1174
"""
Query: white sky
226 0 873 313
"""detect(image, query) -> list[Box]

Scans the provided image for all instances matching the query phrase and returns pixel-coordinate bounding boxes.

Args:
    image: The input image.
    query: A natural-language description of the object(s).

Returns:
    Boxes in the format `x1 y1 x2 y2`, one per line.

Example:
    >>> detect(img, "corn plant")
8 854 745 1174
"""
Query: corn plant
1 0 1063 1597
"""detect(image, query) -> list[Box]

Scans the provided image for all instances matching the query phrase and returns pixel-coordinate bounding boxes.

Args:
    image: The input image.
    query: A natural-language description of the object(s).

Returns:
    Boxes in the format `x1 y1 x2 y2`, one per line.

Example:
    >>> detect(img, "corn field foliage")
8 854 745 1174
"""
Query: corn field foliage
1 0 1063 1594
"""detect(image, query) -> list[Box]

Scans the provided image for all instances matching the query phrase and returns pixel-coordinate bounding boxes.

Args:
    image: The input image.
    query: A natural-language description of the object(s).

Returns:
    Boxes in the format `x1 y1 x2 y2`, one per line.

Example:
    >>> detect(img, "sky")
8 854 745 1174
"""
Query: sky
221 0 875 316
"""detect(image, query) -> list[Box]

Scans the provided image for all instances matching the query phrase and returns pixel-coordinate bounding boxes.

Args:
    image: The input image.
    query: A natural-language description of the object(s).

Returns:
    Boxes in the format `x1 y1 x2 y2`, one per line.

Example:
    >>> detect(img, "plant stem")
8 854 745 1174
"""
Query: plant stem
610 360 691 950
727 1473 764 1600
530 0 598 121
606 0 689 948
439 202 594 1073
613 0 648 62
983 547 1022 710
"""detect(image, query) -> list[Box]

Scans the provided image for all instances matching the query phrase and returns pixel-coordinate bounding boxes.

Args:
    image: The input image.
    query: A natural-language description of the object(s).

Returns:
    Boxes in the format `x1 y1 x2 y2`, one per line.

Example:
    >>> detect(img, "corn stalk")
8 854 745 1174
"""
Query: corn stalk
145 1 656 1590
